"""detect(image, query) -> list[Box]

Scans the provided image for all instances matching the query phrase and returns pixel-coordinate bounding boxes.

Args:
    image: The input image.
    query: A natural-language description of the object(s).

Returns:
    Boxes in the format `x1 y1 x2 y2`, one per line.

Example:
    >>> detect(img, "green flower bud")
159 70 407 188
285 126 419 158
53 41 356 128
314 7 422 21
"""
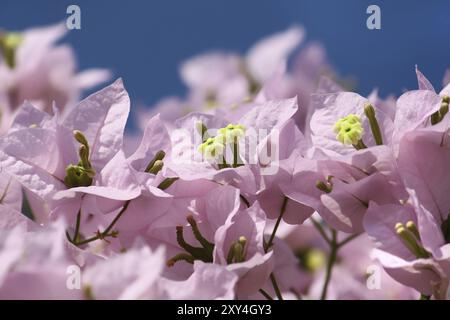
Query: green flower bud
364 103 383 145
0 32 22 68
78 145 90 170
431 95 449 125
147 160 164 175
316 180 332 193
157 177 178 190
73 130 89 149
395 222 430 259
64 164 93 188
145 150 166 173
406 220 421 240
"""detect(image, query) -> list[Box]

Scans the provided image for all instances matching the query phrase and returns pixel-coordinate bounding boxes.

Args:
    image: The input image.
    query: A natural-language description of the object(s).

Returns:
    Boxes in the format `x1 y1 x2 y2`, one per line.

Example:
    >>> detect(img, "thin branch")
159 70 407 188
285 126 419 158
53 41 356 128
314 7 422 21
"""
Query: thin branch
320 229 337 300
338 232 361 248
270 273 283 300
259 289 273 300
260 197 289 301
310 217 331 245
265 197 288 251
72 209 82 243
73 200 130 246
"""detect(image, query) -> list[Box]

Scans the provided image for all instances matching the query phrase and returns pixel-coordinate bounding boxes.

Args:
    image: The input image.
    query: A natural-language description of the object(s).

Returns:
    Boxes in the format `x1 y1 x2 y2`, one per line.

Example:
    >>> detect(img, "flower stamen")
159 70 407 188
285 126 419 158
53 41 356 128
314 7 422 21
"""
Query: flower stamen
364 103 383 145
168 216 215 267
395 222 430 259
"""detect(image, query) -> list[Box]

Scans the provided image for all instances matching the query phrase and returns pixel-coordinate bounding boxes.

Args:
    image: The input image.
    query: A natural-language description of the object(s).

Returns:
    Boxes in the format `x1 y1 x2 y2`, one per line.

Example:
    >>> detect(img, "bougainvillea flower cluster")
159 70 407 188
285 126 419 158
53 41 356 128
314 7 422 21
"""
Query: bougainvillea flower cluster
0 24 449 300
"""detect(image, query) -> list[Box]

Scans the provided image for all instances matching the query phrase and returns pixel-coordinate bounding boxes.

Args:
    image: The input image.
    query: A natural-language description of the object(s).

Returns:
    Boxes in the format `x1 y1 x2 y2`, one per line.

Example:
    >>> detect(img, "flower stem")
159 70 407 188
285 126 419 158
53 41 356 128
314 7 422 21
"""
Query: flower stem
310 217 331 245
260 197 289 301
312 223 361 300
270 273 284 300
338 232 361 248
321 229 338 300
353 139 367 150
72 209 81 242
259 289 274 300
73 200 131 246
66 209 82 244
233 139 239 168
265 197 288 251
364 103 383 145
103 200 130 235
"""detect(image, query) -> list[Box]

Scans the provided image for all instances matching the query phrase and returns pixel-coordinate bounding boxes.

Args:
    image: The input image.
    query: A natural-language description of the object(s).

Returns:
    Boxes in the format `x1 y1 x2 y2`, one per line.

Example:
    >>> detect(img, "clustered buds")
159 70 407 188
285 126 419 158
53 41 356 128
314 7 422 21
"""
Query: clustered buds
167 215 215 267
395 221 430 259
144 150 178 190
64 130 96 188
226 236 248 264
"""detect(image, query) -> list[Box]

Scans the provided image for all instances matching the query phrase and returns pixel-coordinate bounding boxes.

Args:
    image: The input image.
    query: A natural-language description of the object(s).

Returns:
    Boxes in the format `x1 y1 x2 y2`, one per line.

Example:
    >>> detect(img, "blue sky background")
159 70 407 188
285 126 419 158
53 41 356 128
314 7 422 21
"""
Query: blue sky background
1 0 450 114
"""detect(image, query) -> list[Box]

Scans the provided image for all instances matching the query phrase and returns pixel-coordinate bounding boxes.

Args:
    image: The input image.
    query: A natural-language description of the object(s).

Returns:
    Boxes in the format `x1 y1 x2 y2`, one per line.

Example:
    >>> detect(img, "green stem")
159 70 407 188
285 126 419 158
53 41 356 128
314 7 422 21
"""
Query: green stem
259 289 274 300
353 139 367 150
337 233 361 248
73 200 131 246
270 273 284 300
321 230 338 300
218 155 229 170
72 209 82 243
74 235 99 246
311 217 331 245
369 120 383 145
316 228 360 300
103 200 130 235
233 139 239 168
265 197 288 251
364 104 383 145
260 197 289 301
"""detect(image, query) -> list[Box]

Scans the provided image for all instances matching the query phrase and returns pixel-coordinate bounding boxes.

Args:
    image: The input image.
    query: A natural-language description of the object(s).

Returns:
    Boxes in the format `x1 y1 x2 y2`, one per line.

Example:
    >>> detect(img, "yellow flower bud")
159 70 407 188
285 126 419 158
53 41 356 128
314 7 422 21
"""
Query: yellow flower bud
198 136 225 160
333 114 364 145
0 32 22 68
218 124 246 142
